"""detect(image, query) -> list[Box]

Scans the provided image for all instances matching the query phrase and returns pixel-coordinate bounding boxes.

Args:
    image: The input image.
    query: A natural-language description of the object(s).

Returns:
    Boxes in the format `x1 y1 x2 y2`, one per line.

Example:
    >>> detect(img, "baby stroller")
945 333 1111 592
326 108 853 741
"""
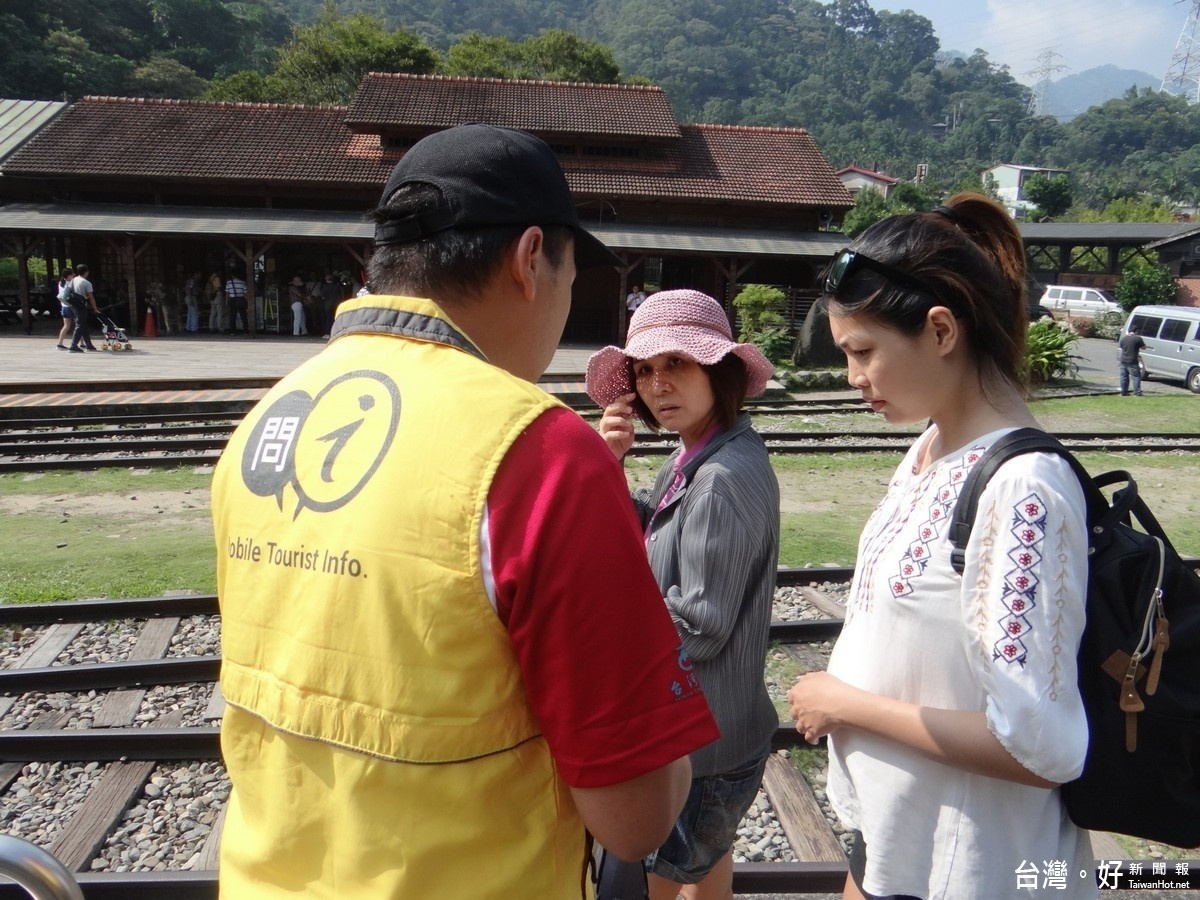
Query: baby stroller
98 314 134 351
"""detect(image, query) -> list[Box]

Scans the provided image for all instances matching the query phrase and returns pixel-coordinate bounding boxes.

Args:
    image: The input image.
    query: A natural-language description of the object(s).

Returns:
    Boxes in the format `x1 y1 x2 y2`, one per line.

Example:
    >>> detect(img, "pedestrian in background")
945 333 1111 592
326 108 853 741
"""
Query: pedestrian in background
1117 322 1145 396
67 263 100 353
55 266 75 350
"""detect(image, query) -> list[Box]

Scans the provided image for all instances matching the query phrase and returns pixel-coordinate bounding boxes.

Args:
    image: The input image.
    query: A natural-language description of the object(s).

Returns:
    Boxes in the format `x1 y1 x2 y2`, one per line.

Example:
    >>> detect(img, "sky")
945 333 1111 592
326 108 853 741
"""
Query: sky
871 0 1185 83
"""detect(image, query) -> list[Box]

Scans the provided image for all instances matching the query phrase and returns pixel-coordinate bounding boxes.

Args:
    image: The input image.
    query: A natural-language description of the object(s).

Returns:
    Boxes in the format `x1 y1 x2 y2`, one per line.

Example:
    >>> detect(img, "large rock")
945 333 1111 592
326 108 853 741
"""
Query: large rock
792 302 843 368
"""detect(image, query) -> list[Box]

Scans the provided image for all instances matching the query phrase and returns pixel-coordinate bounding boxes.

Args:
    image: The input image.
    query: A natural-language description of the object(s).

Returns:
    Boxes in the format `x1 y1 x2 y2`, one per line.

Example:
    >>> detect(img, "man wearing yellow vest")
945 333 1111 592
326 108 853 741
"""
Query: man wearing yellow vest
212 123 719 898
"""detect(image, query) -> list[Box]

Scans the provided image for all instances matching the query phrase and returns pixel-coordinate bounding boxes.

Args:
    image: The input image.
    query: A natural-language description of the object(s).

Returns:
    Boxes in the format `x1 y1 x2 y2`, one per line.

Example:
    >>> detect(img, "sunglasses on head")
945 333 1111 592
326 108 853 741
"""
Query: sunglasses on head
823 248 938 298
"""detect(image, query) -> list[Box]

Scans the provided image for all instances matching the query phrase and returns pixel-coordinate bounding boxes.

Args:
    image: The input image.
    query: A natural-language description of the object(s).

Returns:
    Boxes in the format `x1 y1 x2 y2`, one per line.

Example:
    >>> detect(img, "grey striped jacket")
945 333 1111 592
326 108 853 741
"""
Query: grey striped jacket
632 412 780 777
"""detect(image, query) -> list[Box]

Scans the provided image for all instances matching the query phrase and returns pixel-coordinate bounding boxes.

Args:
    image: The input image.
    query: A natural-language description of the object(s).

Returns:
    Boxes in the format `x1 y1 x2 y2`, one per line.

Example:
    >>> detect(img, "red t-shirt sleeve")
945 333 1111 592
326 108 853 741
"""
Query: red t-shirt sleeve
487 407 718 789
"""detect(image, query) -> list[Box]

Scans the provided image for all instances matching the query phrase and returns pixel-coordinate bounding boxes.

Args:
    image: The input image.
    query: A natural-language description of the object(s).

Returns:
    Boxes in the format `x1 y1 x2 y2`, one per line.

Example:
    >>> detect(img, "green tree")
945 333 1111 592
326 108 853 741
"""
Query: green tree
268 2 438 104
1115 260 1178 311
841 187 890 237
127 55 209 99
1022 173 1072 219
445 30 619 82
732 284 791 364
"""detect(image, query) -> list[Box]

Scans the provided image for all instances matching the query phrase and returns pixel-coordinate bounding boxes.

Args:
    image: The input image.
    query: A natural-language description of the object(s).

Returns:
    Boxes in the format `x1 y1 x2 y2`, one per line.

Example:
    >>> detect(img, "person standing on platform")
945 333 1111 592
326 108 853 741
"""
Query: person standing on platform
318 273 342 339
184 271 202 333
212 123 717 899
55 266 75 350
288 275 307 336
206 271 226 333
225 272 248 334
67 264 100 353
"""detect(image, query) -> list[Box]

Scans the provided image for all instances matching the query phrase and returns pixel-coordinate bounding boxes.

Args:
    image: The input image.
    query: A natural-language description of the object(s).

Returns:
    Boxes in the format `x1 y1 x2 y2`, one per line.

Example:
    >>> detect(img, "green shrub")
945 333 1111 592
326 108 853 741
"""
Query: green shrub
733 284 791 365
1114 259 1177 310
1090 309 1125 340
1024 318 1080 383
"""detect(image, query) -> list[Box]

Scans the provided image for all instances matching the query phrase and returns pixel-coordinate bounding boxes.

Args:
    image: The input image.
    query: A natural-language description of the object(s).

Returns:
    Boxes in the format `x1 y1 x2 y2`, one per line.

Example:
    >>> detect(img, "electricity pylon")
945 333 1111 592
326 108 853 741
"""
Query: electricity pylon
1162 0 1200 102
1026 48 1069 116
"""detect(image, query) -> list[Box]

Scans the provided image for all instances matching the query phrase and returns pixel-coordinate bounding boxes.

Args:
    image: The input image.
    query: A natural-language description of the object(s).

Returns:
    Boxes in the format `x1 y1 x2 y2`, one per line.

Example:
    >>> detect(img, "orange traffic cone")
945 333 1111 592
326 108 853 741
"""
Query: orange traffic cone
143 306 158 338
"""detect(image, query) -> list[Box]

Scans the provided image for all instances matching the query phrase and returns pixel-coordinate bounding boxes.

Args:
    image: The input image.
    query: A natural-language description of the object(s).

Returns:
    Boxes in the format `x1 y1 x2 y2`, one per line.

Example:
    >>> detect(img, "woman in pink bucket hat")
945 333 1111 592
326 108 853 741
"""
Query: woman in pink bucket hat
586 289 780 900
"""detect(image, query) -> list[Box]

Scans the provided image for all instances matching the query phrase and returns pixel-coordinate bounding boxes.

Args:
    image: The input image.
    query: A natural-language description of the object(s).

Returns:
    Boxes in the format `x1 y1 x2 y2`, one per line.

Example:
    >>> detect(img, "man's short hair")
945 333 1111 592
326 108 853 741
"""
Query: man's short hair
367 184 572 300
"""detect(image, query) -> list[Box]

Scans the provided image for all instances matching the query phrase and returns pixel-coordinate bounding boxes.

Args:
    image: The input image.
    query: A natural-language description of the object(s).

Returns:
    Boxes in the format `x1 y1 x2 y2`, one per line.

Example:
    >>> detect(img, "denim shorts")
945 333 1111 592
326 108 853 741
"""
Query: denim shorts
646 752 768 883
60 304 75 319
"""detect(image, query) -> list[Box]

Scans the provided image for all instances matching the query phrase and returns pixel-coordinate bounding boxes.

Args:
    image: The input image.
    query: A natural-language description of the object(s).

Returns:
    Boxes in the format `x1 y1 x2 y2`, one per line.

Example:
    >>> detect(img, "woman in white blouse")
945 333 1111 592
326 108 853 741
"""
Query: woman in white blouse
788 193 1095 900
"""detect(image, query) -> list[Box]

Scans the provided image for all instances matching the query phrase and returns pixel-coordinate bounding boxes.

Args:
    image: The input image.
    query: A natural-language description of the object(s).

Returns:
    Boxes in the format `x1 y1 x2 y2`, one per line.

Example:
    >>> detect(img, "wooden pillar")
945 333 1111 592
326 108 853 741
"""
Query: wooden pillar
125 236 139 332
15 238 32 335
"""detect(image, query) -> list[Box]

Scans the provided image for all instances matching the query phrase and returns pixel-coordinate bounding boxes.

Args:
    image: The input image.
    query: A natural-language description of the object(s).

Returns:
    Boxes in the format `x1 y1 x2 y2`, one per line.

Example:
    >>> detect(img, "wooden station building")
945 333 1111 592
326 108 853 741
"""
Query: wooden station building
0 75 854 340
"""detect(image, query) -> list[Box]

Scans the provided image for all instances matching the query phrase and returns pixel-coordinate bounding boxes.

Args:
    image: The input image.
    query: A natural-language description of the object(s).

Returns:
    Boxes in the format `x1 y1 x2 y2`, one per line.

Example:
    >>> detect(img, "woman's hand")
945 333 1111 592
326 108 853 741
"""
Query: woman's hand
598 392 637 460
787 672 855 744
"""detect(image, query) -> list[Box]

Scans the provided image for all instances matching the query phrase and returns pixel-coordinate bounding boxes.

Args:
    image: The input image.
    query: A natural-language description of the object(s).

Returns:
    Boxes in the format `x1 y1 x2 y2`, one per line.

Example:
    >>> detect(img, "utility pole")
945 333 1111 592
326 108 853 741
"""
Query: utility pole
1162 0 1200 103
1025 48 1069 117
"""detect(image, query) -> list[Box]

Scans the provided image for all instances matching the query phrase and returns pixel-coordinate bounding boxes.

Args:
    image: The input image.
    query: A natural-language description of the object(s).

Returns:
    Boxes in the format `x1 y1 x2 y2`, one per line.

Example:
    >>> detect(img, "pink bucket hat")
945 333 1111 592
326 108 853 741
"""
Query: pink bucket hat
586 289 775 407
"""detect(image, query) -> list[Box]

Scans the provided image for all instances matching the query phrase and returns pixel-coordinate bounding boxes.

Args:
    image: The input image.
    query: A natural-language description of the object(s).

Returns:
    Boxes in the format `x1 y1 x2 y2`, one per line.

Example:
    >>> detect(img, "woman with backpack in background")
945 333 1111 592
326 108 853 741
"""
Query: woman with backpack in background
786 194 1095 899
55 266 75 350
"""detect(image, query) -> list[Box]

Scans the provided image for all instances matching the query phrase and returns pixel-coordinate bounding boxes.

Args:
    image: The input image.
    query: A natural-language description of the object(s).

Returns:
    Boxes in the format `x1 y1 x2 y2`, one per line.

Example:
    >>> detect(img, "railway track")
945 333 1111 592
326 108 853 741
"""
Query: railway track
4 413 1200 470
0 568 853 899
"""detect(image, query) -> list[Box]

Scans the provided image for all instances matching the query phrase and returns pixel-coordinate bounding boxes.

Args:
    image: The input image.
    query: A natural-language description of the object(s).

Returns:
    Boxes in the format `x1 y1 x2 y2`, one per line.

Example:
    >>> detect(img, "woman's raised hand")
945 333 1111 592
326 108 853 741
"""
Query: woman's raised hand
598 392 637 460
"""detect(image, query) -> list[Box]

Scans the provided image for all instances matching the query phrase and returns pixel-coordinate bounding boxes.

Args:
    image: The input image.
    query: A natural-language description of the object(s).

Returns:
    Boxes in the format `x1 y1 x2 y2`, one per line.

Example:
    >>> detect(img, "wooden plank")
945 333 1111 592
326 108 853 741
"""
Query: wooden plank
93 617 180 728
797 586 848 621
203 682 225 722
1089 831 1128 861
761 753 847 864
48 710 184 872
0 697 16 720
50 758 156 871
127 617 180 661
12 623 85 669
195 803 227 871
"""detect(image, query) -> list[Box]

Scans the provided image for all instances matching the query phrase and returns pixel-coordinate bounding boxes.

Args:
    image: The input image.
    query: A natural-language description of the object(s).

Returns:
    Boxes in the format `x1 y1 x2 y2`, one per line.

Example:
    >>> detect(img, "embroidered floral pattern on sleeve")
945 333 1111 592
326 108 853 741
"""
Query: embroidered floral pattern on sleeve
992 493 1048 666
885 446 985 599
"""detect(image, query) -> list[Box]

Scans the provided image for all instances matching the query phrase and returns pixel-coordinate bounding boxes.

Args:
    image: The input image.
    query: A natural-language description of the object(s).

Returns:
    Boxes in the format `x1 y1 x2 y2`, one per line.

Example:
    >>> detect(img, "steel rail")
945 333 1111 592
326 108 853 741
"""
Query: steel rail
0 656 220 694
0 728 219 763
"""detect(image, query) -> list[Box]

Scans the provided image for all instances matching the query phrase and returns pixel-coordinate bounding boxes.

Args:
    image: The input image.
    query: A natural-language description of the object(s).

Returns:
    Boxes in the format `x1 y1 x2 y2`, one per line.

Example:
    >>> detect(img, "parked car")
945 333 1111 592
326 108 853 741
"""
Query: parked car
1123 305 1200 393
1038 285 1122 317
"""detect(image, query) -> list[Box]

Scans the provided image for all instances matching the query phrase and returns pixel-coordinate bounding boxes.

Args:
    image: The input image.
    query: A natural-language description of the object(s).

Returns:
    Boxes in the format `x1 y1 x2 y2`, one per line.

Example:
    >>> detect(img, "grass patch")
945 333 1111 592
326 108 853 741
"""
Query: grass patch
788 743 828 782
0 467 217 603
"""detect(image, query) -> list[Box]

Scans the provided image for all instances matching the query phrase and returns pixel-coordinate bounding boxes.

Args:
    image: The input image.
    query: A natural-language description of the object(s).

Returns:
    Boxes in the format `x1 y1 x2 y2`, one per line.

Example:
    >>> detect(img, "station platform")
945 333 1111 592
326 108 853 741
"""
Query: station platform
0 322 606 409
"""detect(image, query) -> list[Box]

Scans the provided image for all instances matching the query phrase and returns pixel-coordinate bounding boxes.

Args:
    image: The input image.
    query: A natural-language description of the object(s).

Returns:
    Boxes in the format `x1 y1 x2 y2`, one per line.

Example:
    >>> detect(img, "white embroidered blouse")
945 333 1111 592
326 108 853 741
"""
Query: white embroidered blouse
826 426 1096 899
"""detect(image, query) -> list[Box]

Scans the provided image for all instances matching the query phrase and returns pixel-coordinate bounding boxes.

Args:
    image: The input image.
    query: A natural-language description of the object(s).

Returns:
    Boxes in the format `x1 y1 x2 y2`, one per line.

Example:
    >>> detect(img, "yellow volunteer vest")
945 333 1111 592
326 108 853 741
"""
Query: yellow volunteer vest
214 295 590 899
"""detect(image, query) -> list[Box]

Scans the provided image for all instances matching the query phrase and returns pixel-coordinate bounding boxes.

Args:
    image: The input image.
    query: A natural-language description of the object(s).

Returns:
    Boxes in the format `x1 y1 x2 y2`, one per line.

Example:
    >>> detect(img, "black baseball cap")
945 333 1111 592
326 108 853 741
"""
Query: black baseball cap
374 123 621 270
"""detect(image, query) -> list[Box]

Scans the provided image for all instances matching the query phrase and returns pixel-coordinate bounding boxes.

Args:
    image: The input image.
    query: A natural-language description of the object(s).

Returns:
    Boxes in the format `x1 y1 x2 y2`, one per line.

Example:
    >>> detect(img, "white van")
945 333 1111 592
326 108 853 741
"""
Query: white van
1038 285 1123 317
1123 305 1200 393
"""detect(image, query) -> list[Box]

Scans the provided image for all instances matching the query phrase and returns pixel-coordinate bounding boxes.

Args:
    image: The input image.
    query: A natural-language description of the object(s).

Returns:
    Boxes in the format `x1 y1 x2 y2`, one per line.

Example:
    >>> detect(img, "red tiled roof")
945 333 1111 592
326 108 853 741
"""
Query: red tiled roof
1 97 398 186
564 125 854 208
346 73 680 140
1 95 852 210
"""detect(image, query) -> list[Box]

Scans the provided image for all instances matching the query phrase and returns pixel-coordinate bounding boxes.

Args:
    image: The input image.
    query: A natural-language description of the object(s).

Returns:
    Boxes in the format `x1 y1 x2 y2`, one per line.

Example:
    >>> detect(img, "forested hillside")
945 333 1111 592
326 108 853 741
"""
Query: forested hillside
3 0 1199 217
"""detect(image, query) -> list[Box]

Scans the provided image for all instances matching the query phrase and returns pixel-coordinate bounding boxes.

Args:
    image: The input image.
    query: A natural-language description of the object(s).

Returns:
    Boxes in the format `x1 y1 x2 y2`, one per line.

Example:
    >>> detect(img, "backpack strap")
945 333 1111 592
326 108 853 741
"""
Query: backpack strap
948 427 1106 574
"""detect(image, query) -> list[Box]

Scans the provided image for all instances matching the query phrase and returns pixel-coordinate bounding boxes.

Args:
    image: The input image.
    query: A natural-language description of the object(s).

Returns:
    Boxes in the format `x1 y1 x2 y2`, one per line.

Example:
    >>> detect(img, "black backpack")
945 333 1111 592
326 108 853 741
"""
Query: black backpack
949 428 1200 847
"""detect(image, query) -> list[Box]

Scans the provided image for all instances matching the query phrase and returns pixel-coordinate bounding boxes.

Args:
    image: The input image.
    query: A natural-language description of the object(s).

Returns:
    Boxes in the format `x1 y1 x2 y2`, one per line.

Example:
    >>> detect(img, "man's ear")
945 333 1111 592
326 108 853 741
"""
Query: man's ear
509 226 545 303
927 306 959 357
